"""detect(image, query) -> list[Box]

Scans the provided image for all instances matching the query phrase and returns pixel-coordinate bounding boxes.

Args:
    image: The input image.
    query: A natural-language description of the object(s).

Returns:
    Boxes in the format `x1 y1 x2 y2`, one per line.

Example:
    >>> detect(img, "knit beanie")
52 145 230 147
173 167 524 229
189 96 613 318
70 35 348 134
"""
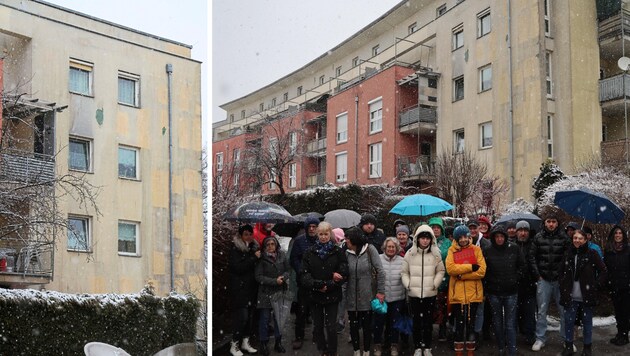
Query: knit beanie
359 213 377 226
396 225 410 235
515 220 530 231
453 225 470 239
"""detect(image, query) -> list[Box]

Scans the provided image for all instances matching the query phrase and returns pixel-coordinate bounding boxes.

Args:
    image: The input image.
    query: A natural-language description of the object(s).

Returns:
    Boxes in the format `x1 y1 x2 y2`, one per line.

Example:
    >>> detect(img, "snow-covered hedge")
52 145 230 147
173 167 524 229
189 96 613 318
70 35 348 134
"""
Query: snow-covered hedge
0 287 199 356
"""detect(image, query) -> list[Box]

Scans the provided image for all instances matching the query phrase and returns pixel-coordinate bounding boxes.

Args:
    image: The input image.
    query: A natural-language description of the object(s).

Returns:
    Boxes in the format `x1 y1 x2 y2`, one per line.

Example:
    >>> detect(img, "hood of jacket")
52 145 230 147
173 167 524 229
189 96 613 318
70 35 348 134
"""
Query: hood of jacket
428 217 445 237
261 235 282 253
409 224 437 254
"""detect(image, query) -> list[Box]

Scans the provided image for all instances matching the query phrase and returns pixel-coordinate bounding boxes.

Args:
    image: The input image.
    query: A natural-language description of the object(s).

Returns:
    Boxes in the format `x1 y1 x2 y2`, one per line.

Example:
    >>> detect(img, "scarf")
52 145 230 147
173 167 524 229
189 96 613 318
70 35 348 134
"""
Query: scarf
315 240 335 260
614 241 625 252
265 251 277 262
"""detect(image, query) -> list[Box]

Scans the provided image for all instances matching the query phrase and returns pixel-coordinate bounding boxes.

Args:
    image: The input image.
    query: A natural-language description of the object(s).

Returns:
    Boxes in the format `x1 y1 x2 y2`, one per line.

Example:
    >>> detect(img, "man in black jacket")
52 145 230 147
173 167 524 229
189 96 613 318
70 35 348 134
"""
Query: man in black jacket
359 213 386 254
528 211 571 352
515 221 537 344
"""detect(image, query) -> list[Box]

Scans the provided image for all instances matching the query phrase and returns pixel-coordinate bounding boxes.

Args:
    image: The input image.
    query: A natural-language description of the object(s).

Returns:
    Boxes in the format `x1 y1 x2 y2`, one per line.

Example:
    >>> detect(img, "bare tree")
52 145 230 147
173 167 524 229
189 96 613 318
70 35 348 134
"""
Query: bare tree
464 175 510 217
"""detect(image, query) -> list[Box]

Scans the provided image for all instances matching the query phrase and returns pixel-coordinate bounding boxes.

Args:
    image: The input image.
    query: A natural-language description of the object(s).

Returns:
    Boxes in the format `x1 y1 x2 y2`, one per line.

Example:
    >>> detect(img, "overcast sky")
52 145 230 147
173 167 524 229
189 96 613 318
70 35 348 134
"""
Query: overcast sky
212 0 401 125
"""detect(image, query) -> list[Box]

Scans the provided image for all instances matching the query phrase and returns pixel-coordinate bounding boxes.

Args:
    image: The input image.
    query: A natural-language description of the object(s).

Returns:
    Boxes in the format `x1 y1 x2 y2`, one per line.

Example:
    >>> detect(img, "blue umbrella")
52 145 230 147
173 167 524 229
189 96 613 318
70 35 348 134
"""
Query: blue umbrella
389 194 453 216
554 187 625 225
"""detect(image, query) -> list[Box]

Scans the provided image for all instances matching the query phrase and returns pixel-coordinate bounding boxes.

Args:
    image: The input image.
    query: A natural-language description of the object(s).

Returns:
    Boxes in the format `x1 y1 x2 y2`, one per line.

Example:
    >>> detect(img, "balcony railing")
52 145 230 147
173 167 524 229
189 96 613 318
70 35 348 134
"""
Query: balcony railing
0 150 55 183
599 74 630 102
306 137 327 155
398 155 435 179
598 8 630 42
0 242 54 285
306 173 326 188
399 105 437 127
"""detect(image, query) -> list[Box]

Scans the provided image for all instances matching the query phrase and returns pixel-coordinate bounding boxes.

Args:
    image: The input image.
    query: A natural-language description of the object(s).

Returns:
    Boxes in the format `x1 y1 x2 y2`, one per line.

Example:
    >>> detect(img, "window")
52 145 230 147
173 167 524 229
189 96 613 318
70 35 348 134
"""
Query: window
480 122 493 148
69 137 91 172
336 152 347 182
271 98 276 107
436 4 447 18
289 163 297 188
269 137 278 162
69 59 93 95
477 9 491 37
453 76 464 101
452 25 464 50
241 110 246 119
372 45 380 57
297 86 303 96
269 169 277 190
337 113 348 143
369 143 382 178
547 115 554 158
479 65 492 92
259 103 264 112
352 57 360 67
369 98 383 134
545 51 553 97
216 153 224 171
119 146 139 179
118 71 140 107
233 148 240 166
68 216 90 252
289 132 297 155
216 175 223 189
336 66 342 77
283 92 288 102
454 129 465 153
233 172 240 187
319 75 325 85
544 0 551 36
602 124 608 142
118 221 139 255
229 114 234 122
408 22 418 34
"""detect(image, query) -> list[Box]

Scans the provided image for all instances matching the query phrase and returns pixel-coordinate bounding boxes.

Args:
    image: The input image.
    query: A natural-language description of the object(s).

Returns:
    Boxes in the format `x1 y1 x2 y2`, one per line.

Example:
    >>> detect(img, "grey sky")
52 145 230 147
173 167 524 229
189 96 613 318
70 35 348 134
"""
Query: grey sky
212 0 401 125
45 0 208 142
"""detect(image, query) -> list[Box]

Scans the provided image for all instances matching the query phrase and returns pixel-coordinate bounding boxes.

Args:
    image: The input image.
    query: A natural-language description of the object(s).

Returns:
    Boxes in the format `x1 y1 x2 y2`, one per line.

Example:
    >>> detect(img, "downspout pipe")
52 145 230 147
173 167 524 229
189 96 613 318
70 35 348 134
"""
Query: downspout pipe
354 95 359 180
507 0 515 201
166 63 175 292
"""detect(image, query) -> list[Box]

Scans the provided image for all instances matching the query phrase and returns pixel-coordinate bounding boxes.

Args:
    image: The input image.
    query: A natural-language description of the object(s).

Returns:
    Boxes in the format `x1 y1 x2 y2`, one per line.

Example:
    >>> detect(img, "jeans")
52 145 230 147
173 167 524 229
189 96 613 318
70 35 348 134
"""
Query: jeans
232 305 255 342
409 296 436 349
258 308 281 342
474 299 484 333
488 294 518 356
517 293 536 342
312 302 339 354
348 310 373 351
294 286 311 340
611 289 630 335
452 303 479 342
564 300 593 344
373 299 403 344
535 279 565 343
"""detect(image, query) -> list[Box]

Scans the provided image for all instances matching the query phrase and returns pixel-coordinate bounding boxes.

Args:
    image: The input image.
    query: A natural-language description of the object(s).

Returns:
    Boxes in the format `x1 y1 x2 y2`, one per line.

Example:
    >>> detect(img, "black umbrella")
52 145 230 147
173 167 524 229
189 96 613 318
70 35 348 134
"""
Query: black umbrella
292 212 324 223
495 212 543 232
223 201 296 224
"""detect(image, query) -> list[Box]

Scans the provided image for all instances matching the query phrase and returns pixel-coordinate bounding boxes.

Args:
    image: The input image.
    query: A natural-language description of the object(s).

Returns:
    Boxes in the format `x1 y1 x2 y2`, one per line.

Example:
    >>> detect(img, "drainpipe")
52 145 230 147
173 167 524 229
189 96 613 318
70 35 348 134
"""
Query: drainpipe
166 63 175 292
507 0 515 201
354 96 359 180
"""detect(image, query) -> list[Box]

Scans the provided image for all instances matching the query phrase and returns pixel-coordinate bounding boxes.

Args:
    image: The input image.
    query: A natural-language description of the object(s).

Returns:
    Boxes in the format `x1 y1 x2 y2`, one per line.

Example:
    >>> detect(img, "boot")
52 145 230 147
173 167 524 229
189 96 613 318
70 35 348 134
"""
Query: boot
438 324 447 341
274 337 286 353
454 342 465 356
292 338 303 350
610 333 622 344
390 344 399 356
229 340 244 356
373 343 382 356
612 333 629 346
561 341 575 356
465 341 476 356
581 344 591 356
241 337 258 353
259 342 269 356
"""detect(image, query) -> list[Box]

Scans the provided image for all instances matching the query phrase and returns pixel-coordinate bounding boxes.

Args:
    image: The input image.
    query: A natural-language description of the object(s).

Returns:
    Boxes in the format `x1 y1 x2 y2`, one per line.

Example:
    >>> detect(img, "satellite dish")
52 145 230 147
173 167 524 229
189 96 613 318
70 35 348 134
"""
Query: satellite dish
618 57 630 71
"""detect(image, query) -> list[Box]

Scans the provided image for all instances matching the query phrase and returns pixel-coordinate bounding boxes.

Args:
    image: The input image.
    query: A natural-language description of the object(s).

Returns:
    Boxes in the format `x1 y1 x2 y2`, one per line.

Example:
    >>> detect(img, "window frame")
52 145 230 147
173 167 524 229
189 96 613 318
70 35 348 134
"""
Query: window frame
69 136 92 172
288 163 297 188
408 22 418 34
117 71 140 107
454 129 465 153
118 220 140 256
69 58 93 96
271 97 277 107
477 8 491 38
368 97 383 134
352 57 360 67
479 64 492 92
118 145 140 180
452 24 464 50
545 51 553 98
369 143 383 178
336 112 348 143
283 92 288 102
547 114 554 158
479 122 493 149
336 66 342 77
372 45 380 57
233 148 241 166
297 86 303 96
336 151 348 183
436 4 447 18
67 215 91 252
453 76 465 102
289 132 298 155
544 0 551 37
319 75 325 85
241 110 246 119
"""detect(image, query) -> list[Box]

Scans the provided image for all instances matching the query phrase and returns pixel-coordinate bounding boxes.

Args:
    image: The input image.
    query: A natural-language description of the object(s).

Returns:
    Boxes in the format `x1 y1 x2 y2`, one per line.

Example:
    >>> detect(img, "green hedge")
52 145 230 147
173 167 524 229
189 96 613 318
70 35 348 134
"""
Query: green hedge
0 287 199 356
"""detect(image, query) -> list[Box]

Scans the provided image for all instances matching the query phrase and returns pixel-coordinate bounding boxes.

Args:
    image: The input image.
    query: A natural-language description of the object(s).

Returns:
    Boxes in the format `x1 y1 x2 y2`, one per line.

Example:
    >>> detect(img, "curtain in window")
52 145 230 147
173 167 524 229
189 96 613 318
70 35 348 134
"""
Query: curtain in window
69 140 88 171
118 77 136 105
69 68 90 94
118 223 136 253
119 148 137 178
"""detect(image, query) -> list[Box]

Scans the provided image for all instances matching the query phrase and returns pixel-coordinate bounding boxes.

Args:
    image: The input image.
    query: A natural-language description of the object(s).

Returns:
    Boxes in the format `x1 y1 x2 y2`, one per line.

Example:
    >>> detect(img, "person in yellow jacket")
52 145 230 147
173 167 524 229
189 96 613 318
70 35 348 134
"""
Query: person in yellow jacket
446 225 486 356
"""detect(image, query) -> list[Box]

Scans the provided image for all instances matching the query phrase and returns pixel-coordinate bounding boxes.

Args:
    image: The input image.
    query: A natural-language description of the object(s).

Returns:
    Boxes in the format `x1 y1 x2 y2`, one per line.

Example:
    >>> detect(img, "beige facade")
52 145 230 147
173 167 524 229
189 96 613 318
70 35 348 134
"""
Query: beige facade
215 0 608 202
0 0 204 298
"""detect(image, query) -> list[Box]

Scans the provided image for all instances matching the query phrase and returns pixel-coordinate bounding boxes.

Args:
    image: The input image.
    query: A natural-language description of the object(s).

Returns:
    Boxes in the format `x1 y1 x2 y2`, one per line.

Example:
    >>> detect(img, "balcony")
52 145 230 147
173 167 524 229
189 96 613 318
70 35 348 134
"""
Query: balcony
305 137 327 156
598 8 630 59
601 139 630 167
0 242 54 287
600 74 630 102
0 149 55 183
398 155 435 181
399 105 437 136
306 173 326 188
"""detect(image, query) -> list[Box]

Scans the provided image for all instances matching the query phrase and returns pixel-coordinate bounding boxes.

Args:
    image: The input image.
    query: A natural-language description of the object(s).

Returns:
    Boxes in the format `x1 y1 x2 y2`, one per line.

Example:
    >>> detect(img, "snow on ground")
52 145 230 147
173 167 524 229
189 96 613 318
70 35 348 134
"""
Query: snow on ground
546 315 616 331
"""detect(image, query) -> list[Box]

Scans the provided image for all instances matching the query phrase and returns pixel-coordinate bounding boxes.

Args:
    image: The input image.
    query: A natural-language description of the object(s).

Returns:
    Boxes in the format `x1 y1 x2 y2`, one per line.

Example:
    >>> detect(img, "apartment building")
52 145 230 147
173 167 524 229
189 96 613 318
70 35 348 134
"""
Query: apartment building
0 0 204 298
213 0 619 202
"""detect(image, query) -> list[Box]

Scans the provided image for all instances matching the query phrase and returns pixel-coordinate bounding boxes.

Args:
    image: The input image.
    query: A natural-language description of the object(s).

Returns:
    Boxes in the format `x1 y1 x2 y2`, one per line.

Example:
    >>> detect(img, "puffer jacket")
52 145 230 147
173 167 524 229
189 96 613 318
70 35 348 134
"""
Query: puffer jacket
401 225 445 299
483 230 525 296
559 243 607 307
346 244 385 311
445 240 486 304
430 217 452 291
529 227 571 281
253 222 275 247
380 253 406 302
255 236 291 309
228 237 260 309
301 242 348 305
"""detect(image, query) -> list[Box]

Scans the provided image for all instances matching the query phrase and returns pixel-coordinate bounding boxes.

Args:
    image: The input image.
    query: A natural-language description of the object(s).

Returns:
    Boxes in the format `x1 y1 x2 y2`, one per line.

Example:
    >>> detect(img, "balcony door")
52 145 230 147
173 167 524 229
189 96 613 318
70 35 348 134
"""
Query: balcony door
34 112 55 157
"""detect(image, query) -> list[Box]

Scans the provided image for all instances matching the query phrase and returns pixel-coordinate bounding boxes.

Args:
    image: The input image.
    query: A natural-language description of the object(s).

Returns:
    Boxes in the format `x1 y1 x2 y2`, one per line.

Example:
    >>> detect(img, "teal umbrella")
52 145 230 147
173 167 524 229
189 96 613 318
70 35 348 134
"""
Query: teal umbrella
389 194 453 216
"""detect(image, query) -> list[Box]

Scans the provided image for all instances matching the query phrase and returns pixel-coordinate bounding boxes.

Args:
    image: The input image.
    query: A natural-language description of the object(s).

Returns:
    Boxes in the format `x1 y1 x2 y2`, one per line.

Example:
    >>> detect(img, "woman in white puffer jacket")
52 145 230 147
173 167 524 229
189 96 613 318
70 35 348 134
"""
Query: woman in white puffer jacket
401 225 446 356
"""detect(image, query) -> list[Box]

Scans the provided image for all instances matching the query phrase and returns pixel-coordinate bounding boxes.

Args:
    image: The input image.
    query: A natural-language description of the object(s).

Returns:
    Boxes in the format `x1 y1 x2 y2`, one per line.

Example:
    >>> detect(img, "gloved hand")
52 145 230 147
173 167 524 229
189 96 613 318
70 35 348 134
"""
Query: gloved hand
471 264 480 272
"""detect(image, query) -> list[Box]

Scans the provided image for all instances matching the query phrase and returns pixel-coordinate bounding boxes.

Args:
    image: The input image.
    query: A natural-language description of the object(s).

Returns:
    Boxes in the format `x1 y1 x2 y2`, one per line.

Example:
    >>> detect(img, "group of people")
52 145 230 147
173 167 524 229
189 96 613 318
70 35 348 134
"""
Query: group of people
227 211 630 356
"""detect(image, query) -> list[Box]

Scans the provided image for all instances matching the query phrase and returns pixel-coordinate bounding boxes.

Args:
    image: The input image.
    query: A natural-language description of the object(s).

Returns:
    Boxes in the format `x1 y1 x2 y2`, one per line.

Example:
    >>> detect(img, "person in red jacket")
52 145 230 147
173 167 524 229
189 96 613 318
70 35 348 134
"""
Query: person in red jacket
253 222 276 247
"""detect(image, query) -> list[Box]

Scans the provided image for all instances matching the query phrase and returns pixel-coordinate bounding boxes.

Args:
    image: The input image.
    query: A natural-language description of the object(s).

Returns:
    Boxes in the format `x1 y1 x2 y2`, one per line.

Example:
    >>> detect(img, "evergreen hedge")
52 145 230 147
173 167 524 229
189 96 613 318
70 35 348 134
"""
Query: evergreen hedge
0 287 199 356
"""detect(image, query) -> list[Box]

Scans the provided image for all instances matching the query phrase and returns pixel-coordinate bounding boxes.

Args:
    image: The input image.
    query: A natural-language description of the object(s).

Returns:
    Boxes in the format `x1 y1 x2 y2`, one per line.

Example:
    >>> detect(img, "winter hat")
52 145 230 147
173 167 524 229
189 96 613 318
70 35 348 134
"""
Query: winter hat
490 226 508 240
393 218 407 228
453 225 470 239
332 228 345 244
506 220 517 229
396 225 410 235
304 216 321 229
360 213 377 226
467 219 479 227
515 220 530 231
478 216 492 227
565 222 580 231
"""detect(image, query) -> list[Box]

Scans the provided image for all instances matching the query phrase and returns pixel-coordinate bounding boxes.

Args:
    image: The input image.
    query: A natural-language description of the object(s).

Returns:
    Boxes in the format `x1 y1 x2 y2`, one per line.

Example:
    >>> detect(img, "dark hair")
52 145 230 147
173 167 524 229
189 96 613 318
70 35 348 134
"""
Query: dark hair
238 224 254 235
572 229 587 240
345 226 366 250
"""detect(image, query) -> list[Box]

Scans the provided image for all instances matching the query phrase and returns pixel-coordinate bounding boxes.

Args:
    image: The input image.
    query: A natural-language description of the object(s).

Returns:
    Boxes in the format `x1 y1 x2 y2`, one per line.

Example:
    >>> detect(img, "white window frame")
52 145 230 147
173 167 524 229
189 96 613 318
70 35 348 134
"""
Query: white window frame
477 8 491 38
118 220 140 256
480 122 493 148
437 4 447 18
479 65 492 92
352 57 360 67
408 22 418 34
269 168 277 190
336 151 348 182
216 152 224 171
69 136 92 172
452 25 464 50
336 112 348 143
547 114 554 158
546 51 553 98
372 45 380 57
216 175 223 190
119 145 140 180
68 215 91 252
368 98 383 134
283 92 288 102
269 137 278 162
544 0 551 37
369 143 382 178
319 75 325 85
241 110 246 119
233 172 240 187
69 59 93 96
454 129 465 153
336 66 342 77
289 163 297 188
297 86 303 96
117 71 140 107
229 114 234 122
259 103 264 112
453 76 465 101
289 132 297 155
271 97 277 107
233 148 241 166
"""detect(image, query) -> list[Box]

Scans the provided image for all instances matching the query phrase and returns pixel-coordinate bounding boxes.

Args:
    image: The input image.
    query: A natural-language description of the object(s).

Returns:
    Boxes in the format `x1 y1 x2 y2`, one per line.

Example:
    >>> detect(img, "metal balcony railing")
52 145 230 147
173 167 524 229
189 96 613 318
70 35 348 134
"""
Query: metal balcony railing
306 137 327 154
0 242 54 282
599 74 630 102
306 173 326 188
398 155 435 179
0 150 55 183
399 105 437 127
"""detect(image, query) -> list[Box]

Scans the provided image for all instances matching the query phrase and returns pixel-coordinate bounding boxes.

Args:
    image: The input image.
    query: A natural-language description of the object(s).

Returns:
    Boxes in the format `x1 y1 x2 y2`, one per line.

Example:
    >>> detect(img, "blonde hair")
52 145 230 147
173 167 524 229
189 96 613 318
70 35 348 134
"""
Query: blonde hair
317 221 333 234
381 237 401 255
